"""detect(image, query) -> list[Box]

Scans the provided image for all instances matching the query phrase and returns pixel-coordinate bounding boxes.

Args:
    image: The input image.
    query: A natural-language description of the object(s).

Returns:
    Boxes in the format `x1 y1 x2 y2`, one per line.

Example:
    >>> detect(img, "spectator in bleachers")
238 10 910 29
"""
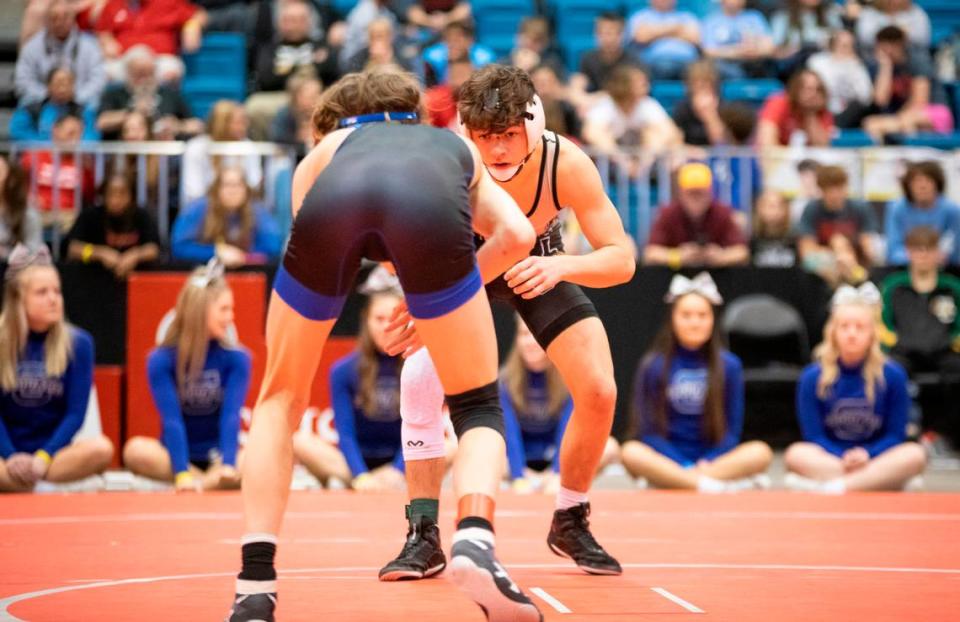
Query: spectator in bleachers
626 0 701 81
20 110 95 229
501 317 618 494
96 46 203 140
643 163 750 269
709 104 762 216
341 0 405 64
269 75 323 155
790 157 822 222
292 267 407 490
701 0 775 79
247 0 340 140
530 64 582 142
9 67 100 142
500 16 565 78
15 0 106 108
881 226 960 447
0 245 113 492
757 68 833 147
807 29 874 129
751 189 798 268
405 0 470 42
855 0 931 58
0 158 43 261
421 20 494 87
796 165 879 288
423 56 472 129
770 0 841 80
65 170 161 278
673 60 727 147
171 165 282 266
342 16 418 74
785 282 926 492
112 110 161 202
181 100 263 206
621 272 773 492
569 12 641 107
124 260 251 491
862 26 954 142
583 65 681 163
885 161 960 266
87 0 208 83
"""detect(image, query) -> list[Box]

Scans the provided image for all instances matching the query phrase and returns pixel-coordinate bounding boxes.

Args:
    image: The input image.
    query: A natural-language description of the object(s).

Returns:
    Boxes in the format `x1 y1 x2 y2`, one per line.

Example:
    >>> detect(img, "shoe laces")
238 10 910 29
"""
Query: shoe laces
564 505 602 552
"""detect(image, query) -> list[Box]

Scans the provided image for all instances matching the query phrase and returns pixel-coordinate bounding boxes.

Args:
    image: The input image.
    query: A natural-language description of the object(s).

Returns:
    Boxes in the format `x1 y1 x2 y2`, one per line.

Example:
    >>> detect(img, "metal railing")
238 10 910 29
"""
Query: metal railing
5 140 959 256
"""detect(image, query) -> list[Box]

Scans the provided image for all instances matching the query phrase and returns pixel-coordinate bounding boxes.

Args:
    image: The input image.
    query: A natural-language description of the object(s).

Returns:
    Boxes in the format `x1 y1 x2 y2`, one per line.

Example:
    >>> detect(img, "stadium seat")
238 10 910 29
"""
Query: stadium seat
622 0 713 18
473 0 535 59
902 132 960 150
550 0 620 72
562 36 595 73
650 80 686 112
182 33 247 118
831 129 876 148
331 0 358 19
918 0 960 46
721 79 783 108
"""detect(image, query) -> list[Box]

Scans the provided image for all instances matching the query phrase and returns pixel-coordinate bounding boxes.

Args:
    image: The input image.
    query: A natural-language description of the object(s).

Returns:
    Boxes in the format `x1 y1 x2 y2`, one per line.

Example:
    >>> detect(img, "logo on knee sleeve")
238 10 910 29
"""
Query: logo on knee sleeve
406 440 425 447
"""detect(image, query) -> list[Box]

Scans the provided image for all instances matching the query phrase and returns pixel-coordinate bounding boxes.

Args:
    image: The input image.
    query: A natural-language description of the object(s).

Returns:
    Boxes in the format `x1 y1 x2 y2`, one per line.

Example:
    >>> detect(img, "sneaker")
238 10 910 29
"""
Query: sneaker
225 592 276 622
448 534 543 622
547 502 622 575
379 515 447 581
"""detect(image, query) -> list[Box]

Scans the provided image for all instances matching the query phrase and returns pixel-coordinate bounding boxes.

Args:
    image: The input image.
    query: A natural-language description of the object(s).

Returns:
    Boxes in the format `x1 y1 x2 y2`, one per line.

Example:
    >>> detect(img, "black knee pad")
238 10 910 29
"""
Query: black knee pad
446 381 504 440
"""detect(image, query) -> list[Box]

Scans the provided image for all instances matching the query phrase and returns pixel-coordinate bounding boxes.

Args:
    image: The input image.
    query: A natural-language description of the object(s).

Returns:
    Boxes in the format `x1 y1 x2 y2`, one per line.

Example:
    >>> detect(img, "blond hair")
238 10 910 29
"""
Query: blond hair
161 266 234 390
813 303 886 403
0 265 73 392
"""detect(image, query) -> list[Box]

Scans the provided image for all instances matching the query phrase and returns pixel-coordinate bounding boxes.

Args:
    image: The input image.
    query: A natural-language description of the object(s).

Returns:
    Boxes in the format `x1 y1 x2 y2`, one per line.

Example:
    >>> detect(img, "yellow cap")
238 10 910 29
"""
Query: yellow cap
678 163 713 189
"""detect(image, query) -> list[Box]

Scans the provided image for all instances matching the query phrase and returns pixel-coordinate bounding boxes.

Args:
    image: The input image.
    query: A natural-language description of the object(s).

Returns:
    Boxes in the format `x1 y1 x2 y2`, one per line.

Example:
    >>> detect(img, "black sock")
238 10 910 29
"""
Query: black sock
457 516 494 532
238 541 277 582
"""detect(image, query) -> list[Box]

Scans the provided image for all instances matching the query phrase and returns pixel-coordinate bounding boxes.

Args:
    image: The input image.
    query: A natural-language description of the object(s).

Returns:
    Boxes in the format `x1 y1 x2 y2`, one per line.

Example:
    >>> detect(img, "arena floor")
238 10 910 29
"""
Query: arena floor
1 489 958 621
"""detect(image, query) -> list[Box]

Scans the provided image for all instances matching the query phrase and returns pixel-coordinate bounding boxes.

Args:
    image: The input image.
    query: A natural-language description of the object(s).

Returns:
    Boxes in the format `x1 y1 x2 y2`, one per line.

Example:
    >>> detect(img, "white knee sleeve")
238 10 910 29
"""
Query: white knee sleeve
401 348 447 461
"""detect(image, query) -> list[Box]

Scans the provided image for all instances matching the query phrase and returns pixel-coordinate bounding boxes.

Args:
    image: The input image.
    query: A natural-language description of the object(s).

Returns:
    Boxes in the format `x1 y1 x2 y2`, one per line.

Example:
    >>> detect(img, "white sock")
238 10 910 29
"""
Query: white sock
696 476 728 493
235 579 277 595
241 532 278 545
555 486 588 510
820 478 846 494
452 526 496 547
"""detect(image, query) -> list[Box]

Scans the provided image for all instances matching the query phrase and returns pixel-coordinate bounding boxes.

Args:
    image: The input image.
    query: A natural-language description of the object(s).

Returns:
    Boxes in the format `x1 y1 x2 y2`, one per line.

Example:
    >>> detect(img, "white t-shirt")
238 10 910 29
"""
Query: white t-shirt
807 52 873 115
586 95 669 145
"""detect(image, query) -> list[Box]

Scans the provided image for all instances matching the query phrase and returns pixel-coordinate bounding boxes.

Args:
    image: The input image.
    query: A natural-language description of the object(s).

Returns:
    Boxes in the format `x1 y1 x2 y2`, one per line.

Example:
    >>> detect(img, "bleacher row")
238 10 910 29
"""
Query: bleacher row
168 0 960 148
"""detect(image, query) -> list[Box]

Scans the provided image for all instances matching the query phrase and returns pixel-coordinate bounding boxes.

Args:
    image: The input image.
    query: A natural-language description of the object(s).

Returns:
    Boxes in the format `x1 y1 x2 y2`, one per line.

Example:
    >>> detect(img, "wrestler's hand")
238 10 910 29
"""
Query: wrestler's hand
385 300 424 358
504 255 567 300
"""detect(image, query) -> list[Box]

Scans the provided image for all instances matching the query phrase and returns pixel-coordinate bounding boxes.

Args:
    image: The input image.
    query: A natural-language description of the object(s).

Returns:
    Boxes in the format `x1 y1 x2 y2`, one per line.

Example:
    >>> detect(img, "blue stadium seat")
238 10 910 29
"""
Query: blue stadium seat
182 78 246 119
331 0 358 18
623 0 713 18
550 0 620 74
951 82 960 131
917 0 960 46
650 80 686 111
182 33 247 119
473 0 535 59
721 79 783 108
902 132 960 150
831 129 875 148
562 37 595 73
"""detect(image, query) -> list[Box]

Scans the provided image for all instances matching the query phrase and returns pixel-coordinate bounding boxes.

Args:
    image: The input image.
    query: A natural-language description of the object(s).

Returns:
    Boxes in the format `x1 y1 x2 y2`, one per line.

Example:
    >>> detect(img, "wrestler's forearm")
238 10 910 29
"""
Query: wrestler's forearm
557 245 636 288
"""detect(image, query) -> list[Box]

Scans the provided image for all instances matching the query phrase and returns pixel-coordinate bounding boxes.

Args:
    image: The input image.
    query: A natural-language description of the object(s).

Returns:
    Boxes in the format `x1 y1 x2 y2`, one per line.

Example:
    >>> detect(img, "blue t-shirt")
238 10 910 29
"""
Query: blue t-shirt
330 350 404 477
702 9 772 51
633 347 744 465
884 196 960 266
709 154 762 213
501 372 573 479
0 327 94 458
796 360 909 458
147 342 251 474
170 198 284 263
627 9 700 64
8 101 100 142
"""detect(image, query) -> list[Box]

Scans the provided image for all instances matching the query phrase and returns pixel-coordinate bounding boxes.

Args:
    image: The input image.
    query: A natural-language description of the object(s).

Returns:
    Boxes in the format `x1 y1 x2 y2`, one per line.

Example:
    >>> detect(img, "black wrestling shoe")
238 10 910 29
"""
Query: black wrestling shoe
547 502 622 575
225 592 276 622
379 515 447 581
449 534 543 622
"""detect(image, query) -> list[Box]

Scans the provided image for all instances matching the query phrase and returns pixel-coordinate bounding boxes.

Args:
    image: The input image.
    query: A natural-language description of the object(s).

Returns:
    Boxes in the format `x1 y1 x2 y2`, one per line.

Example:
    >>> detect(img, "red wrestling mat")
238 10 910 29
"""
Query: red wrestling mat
1 491 958 621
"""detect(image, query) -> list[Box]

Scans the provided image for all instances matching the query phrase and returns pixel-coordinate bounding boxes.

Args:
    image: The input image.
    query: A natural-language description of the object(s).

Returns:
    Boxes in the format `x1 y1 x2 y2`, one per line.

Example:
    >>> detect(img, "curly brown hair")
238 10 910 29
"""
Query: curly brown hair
311 67 423 139
457 64 536 134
